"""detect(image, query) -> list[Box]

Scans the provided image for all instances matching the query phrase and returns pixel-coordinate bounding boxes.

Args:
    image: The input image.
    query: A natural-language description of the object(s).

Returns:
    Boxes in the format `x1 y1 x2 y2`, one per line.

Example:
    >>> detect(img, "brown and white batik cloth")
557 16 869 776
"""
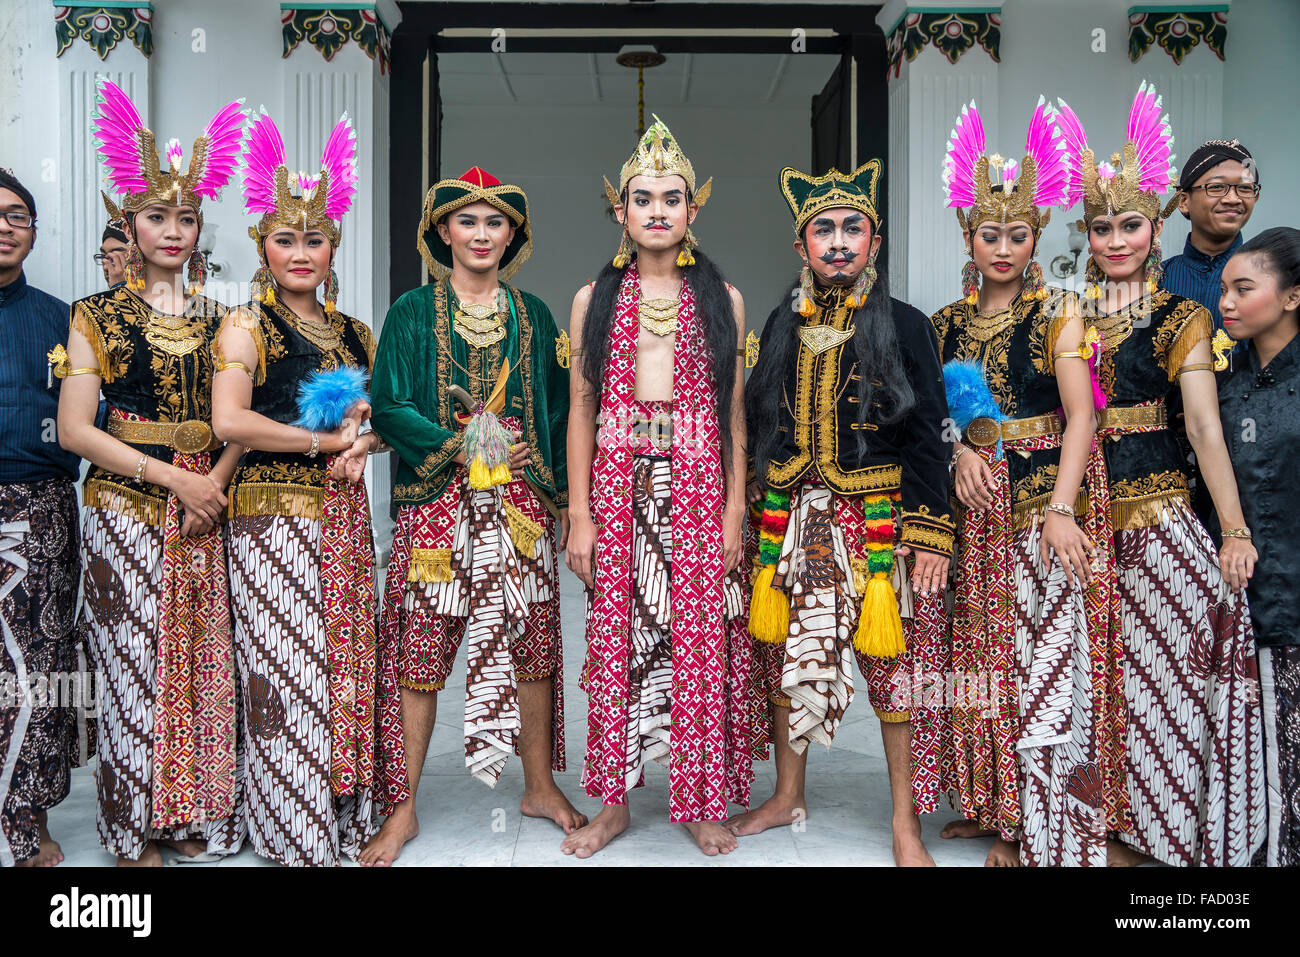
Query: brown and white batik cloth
1113 502 1266 866
227 515 376 866
379 466 564 789
82 506 243 860
0 479 92 867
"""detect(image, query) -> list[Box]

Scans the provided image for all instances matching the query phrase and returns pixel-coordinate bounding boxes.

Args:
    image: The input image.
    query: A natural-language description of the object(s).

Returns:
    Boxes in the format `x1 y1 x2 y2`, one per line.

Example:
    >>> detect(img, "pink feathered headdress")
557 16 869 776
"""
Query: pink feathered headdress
1056 80 1179 225
240 106 358 247
93 78 246 217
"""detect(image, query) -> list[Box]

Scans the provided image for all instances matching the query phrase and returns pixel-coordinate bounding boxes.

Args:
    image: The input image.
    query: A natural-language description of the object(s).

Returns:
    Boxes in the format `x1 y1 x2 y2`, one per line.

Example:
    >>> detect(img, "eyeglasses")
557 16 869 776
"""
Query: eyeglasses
0 210 35 229
1187 182 1261 199
93 251 126 265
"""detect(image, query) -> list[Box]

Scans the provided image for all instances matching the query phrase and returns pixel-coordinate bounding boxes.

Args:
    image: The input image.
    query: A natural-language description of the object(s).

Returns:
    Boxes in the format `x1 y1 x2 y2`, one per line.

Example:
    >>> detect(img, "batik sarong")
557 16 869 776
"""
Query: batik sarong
1259 644 1300 867
1113 502 1265 866
0 479 90 866
83 505 241 859
376 464 564 806
228 514 376 866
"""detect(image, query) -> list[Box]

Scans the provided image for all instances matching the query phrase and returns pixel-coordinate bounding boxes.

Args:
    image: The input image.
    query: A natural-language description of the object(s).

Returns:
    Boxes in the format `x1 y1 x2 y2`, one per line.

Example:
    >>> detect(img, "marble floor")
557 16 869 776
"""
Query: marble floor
47 564 990 867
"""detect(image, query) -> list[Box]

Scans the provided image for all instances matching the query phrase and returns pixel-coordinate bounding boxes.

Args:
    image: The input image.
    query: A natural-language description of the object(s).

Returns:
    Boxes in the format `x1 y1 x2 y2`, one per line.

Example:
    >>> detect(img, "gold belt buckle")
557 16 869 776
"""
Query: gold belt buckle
964 416 1001 448
647 411 673 452
172 419 214 455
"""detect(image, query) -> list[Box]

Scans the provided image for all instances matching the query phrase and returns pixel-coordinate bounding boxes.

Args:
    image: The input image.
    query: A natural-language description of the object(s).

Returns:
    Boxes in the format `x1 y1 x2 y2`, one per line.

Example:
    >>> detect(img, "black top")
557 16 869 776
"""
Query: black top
1091 288 1211 521
763 295 955 556
1217 334 1300 647
223 300 375 505
0 272 79 481
70 287 225 507
931 289 1073 512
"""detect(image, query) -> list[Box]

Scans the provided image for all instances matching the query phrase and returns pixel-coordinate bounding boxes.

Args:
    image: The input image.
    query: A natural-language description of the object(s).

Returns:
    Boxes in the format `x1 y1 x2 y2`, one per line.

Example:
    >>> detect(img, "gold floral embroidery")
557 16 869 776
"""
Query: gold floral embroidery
1109 468 1187 501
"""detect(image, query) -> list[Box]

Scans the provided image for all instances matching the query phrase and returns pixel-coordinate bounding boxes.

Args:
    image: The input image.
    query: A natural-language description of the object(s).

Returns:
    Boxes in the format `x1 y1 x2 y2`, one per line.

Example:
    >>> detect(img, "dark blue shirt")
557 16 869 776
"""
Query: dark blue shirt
1161 232 1244 331
0 271 80 481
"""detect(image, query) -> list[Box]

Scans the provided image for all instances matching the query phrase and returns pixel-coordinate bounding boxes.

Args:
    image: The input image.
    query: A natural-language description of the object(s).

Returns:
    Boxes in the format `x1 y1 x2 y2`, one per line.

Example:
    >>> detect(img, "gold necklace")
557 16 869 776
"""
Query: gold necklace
798 323 855 355
964 303 1018 342
136 296 204 357
638 296 681 337
452 287 507 348
273 300 343 354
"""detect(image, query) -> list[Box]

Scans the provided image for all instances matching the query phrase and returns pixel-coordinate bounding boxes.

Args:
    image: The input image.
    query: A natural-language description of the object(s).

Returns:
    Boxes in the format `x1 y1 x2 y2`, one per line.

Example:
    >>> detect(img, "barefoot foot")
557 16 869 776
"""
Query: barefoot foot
117 841 163 867
725 793 807 836
984 838 1021 867
560 805 629 859
360 804 419 867
521 785 588 835
1107 838 1151 867
684 821 738 857
940 819 996 840
892 815 935 867
158 838 207 859
16 812 64 867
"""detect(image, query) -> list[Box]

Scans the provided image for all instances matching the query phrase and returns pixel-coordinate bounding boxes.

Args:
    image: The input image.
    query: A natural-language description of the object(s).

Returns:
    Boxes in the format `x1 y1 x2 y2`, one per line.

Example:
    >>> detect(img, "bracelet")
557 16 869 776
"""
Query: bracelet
1221 526 1252 540
952 444 969 465
1045 501 1075 519
134 454 149 483
307 432 320 458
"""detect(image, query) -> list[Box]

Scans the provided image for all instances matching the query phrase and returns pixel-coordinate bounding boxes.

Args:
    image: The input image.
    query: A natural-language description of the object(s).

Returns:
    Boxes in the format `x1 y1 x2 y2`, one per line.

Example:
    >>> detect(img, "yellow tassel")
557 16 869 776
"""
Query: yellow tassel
796 296 817 318
468 457 492 490
964 291 979 306
324 300 336 314
748 565 791 644
853 571 905 659
263 285 276 307
489 461 512 487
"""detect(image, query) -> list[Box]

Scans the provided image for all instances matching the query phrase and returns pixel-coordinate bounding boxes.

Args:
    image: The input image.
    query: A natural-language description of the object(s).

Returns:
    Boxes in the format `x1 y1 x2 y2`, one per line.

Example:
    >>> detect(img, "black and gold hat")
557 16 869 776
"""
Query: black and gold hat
780 159 882 235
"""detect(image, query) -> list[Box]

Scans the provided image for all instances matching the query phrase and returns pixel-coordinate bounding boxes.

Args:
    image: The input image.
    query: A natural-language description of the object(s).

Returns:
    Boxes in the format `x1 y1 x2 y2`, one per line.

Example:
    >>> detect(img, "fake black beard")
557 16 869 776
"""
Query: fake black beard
816 248 860 284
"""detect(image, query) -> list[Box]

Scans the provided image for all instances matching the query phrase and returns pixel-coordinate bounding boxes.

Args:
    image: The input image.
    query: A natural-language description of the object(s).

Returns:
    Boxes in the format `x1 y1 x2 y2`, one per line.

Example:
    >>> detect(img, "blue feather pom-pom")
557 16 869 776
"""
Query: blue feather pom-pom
942 360 1004 432
294 365 370 431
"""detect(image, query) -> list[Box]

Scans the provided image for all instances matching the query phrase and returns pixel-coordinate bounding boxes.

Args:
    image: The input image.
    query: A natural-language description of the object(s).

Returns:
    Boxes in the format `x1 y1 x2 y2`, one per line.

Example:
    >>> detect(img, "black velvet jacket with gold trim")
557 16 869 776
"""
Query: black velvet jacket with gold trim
764 295 955 556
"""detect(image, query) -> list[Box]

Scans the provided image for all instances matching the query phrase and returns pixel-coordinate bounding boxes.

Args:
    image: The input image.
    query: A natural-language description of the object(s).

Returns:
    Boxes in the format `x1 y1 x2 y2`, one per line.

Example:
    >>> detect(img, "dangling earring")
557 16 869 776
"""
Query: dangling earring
1024 259 1047 300
1143 236 1163 293
847 257 877 309
1084 256 1105 301
675 228 697 268
185 247 207 297
961 257 981 306
612 228 634 269
795 262 817 317
324 266 339 314
250 263 277 307
125 240 145 292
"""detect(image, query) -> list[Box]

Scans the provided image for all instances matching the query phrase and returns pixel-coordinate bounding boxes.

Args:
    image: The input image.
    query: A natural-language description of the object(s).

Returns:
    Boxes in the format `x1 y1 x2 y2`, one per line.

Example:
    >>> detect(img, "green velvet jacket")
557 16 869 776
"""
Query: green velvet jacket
371 278 569 511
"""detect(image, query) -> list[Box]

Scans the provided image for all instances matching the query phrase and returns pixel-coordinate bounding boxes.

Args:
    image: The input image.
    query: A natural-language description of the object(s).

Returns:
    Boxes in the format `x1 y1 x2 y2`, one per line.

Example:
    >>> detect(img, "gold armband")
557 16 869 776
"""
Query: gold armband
1176 362 1213 377
1053 327 1101 363
215 360 254 380
47 344 100 379
1053 350 1087 361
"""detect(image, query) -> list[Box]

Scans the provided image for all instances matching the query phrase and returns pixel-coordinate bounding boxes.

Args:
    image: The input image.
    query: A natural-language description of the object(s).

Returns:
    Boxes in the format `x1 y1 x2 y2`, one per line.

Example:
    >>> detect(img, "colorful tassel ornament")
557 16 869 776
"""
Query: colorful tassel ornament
462 404 514 490
749 488 792 644
852 492 905 658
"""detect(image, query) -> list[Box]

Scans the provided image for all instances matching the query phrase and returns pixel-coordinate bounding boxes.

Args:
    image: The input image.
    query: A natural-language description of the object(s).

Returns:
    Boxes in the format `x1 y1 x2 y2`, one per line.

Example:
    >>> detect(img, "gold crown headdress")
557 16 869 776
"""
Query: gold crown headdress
1057 81 1180 226
943 97 1069 235
780 160 882 236
603 114 712 208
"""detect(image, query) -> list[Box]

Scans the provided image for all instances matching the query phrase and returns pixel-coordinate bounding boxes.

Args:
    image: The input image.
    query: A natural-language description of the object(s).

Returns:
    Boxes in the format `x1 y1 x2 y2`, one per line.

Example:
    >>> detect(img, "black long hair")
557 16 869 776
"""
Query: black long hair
747 258 915 487
578 246 739 462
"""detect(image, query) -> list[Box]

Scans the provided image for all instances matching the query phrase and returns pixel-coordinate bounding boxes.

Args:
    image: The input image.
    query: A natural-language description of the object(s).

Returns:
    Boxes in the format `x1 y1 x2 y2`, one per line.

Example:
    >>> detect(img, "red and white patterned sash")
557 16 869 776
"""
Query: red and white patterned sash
153 451 236 826
584 263 751 822
319 460 376 796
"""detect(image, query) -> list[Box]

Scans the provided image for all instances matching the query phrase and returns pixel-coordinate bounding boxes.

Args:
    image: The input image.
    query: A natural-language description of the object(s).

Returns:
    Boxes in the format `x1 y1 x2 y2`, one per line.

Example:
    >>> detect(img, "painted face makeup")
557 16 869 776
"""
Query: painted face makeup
264 227 332 294
437 199 516 274
800 209 877 285
1088 211 1156 284
970 220 1034 285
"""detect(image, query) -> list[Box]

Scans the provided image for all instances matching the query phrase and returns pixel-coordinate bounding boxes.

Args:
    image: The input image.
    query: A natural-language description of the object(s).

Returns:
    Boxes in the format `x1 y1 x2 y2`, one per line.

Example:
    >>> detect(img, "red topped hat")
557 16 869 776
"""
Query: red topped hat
417 166 532 280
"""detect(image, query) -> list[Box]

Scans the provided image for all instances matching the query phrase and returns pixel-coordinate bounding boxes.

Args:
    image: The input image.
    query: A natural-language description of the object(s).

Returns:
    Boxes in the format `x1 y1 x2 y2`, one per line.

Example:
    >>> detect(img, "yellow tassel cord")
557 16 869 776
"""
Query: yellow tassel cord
748 564 791 644
489 462 513 486
468 457 493 490
796 295 817 318
502 500 544 559
407 548 454 583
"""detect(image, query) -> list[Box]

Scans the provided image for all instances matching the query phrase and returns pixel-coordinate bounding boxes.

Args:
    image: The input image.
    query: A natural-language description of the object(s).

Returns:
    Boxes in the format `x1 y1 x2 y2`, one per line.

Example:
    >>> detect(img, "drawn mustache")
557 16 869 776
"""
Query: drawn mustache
819 249 858 264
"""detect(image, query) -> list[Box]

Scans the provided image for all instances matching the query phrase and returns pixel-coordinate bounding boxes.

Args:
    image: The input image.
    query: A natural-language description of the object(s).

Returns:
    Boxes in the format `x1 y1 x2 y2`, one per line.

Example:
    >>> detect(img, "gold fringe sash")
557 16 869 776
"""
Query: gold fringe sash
408 547 454 583
232 483 323 521
1011 487 1090 532
1165 308 1212 381
502 499 544 559
84 479 167 526
1110 489 1191 531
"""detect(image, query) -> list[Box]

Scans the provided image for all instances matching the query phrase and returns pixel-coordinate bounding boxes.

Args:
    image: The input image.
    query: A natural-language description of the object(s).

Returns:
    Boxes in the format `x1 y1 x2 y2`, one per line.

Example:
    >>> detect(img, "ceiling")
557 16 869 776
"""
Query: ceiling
436 51 842 108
